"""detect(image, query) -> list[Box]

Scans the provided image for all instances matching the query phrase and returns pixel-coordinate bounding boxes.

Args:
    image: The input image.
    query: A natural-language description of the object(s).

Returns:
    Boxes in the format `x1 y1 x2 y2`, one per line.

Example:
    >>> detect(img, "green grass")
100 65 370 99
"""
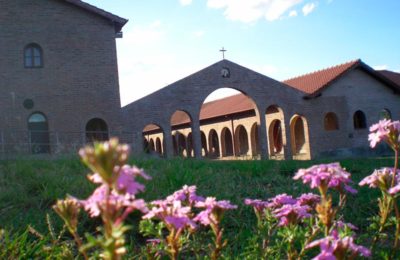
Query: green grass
0 156 395 257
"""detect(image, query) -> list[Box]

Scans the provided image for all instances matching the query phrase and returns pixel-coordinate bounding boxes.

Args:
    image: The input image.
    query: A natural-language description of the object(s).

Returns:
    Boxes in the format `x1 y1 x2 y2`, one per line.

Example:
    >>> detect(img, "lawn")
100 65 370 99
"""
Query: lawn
0 155 394 258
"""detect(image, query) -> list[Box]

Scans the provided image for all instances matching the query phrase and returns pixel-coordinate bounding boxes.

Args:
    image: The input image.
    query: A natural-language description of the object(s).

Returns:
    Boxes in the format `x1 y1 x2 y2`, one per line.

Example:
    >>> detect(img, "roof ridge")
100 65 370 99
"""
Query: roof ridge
62 0 128 31
283 59 361 82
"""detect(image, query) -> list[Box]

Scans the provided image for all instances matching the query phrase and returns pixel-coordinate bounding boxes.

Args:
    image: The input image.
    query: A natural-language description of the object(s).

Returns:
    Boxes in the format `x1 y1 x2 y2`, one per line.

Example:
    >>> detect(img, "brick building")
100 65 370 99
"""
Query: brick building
0 0 127 154
1 1 399 160
132 59 400 160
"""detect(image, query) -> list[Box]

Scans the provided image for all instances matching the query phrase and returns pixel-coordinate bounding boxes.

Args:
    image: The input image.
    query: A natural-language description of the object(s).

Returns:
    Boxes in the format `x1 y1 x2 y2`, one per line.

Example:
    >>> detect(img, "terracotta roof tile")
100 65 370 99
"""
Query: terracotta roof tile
63 0 128 32
199 94 256 120
283 59 360 94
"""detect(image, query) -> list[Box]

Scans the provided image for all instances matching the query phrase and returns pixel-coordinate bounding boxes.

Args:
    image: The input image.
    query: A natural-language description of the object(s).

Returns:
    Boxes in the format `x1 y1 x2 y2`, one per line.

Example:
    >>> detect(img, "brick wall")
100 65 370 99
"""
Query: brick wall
0 0 123 153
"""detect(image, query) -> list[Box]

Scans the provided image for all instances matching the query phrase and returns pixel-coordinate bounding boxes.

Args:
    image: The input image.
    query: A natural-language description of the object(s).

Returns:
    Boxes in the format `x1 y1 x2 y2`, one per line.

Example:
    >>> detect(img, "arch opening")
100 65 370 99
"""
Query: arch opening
208 129 220 158
234 125 249 156
221 127 233 157
353 110 367 129
28 112 50 154
142 123 164 156
86 118 109 143
266 105 286 159
170 110 193 158
200 88 260 160
324 112 339 131
290 115 311 160
380 109 392 120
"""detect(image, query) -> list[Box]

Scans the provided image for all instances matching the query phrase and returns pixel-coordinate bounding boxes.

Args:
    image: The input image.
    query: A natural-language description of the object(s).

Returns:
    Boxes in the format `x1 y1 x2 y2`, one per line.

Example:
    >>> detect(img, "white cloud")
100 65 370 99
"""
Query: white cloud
289 10 298 17
373 65 388 71
207 0 303 23
122 20 165 46
179 0 192 6
302 2 316 16
192 30 205 38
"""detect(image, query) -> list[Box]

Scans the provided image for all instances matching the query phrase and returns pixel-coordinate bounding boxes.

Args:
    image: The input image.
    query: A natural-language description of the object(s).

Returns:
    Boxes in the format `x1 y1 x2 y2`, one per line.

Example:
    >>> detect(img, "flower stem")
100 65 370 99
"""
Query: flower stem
71 231 89 260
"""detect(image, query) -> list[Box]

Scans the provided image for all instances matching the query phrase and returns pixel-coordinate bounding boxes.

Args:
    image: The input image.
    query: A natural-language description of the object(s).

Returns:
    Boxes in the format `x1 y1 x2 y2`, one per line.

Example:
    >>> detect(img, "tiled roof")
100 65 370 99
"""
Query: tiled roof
63 0 128 32
199 94 256 120
378 70 400 87
144 94 256 132
283 59 361 95
143 60 400 132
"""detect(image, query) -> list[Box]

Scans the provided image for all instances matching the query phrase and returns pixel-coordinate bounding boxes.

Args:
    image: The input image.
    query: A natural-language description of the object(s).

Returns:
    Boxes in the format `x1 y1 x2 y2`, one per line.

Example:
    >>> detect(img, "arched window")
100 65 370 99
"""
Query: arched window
28 112 50 154
86 118 109 142
353 110 367 129
324 112 339 131
24 43 43 68
380 109 392 120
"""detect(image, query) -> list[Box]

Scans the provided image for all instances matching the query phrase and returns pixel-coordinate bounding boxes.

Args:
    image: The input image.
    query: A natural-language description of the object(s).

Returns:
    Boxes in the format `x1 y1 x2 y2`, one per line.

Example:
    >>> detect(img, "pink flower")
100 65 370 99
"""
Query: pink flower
81 185 148 217
389 183 400 195
143 199 196 230
266 194 297 209
306 230 371 259
368 119 400 148
166 185 205 204
359 168 400 192
244 199 269 215
116 165 150 195
273 204 312 226
297 193 320 208
293 163 357 194
194 197 237 226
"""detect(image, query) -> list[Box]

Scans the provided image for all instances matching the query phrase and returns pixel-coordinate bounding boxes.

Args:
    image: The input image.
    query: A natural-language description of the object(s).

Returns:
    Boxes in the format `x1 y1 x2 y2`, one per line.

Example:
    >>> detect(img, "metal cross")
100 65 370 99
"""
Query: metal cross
220 47 227 59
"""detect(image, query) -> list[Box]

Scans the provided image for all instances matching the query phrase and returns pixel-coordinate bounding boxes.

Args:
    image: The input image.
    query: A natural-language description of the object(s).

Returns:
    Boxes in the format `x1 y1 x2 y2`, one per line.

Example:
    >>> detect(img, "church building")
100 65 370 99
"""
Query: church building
1 0 399 160
132 59 400 160
0 0 127 154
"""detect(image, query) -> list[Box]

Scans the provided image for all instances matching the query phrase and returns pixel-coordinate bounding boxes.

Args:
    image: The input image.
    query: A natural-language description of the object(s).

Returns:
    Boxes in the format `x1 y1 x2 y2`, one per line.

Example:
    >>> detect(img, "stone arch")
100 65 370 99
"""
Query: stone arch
234 124 249 156
28 112 50 154
208 129 220 158
250 123 260 157
324 112 339 131
266 105 286 159
142 123 164 156
200 87 260 159
86 118 109 143
290 115 311 160
353 110 367 129
170 110 192 157
221 127 233 157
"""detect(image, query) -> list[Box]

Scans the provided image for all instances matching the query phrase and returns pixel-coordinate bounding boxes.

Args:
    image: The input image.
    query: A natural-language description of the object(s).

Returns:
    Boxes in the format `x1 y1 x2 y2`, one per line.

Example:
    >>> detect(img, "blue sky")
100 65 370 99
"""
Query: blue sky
85 0 400 106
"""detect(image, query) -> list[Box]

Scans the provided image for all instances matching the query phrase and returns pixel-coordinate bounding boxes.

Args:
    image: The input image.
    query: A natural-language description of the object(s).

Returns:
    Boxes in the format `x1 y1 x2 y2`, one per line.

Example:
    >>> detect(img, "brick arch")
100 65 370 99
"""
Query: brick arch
123 59 306 159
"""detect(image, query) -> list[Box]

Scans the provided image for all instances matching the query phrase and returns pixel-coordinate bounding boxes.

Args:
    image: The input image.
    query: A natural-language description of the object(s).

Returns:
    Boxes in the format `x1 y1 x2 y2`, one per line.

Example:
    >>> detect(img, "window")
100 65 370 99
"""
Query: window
353 110 367 129
86 118 109 142
380 109 392 120
24 43 43 68
28 112 50 154
324 112 339 131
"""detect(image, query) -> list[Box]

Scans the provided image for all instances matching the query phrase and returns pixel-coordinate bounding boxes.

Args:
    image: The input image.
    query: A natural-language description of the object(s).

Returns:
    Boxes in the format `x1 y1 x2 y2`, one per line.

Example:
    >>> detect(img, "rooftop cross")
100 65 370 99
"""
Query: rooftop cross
219 47 227 59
